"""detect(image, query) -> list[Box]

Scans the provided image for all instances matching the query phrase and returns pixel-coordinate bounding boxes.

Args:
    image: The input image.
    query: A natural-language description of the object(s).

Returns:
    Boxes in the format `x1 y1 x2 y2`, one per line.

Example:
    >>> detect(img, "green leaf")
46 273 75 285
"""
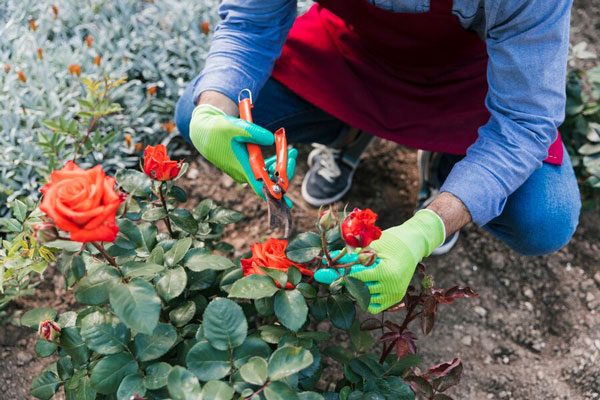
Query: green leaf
232 337 272 368
134 323 178 362
349 355 385 379
90 353 138 395
168 366 202 400
122 261 165 278
203 298 247 350
228 274 279 299
116 169 152 196
310 297 328 321
385 354 421 376
170 209 199 234
188 269 217 290
264 381 299 400
186 340 232 381
144 362 172 390
156 266 187 301
274 289 308 332
201 380 235 400
35 339 58 358
142 207 168 222
345 277 371 311
165 237 193 266
327 294 356 330
80 311 130 355
44 240 83 252
60 327 90 367
296 283 317 299
297 331 331 341
117 219 145 248
185 252 235 272
299 392 325 400
381 376 415 400
75 265 120 305
169 300 196 327
261 267 288 288
240 356 268 385
65 372 95 400
11 199 28 222
286 232 322 263
207 207 244 224
349 321 374 353
170 186 188 202
30 371 60 400
255 296 275 316
21 307 57 329
117 374 146 400
268 346 314 381
109 278 161 335
148 245 165 265
288 266 302 286
259 325 288 344
322 346 353 364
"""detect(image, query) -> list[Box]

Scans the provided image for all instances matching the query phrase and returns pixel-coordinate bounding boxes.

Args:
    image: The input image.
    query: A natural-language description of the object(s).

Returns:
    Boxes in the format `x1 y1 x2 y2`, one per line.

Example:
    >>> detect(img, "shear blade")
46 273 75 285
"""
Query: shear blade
263 186 292 240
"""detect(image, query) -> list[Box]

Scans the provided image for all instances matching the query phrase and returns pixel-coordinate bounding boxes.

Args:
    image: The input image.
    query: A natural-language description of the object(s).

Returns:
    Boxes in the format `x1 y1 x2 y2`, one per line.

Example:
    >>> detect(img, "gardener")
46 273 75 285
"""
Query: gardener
175 0 581 313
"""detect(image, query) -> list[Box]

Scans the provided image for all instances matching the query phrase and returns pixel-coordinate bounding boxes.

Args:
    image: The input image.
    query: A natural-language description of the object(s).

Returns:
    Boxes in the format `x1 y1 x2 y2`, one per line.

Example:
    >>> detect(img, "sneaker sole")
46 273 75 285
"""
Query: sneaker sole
301 167 356 207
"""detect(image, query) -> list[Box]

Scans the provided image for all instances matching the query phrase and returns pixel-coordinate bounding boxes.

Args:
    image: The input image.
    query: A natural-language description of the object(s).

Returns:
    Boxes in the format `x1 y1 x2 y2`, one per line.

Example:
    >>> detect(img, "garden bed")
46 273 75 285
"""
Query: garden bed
1 0 599 399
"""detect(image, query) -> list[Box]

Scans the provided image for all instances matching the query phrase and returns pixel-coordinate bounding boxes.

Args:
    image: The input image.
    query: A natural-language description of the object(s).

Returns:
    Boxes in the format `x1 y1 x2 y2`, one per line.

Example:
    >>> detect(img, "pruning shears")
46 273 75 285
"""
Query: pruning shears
238 89 293 239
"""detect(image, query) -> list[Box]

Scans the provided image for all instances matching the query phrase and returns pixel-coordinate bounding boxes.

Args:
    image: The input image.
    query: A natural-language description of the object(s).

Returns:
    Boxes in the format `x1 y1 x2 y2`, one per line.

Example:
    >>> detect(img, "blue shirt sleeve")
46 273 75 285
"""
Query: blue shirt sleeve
193 0 297 104
440 0 572 226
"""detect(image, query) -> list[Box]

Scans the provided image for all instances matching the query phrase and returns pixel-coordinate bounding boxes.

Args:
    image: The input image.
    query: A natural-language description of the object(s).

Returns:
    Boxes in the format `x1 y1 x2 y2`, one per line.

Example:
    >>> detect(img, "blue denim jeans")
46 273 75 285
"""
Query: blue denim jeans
176 78 581 256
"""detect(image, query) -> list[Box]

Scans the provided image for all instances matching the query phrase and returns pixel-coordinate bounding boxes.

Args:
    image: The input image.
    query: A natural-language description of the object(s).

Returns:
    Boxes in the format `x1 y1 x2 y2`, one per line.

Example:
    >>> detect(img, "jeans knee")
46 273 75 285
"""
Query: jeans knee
506 201 580 256
175 95 192 142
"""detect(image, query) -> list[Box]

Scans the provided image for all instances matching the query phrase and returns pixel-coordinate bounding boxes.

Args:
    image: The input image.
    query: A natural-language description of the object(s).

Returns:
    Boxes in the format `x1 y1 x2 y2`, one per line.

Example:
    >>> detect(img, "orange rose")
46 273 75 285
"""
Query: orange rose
143 144 181 181
241 238 313 289
40 161 123 243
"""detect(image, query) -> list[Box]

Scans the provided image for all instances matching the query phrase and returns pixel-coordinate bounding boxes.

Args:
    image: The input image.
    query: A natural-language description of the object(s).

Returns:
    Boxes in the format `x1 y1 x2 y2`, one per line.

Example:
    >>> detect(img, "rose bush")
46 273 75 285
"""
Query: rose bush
20 146 476 399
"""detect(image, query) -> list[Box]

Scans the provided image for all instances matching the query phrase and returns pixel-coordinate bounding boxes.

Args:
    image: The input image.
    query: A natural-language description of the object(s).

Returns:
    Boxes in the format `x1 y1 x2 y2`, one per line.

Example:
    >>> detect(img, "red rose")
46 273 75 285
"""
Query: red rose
38 320 61 341
143 144 181 181
341 208 382 248
39 161 123 243
241 238 313 289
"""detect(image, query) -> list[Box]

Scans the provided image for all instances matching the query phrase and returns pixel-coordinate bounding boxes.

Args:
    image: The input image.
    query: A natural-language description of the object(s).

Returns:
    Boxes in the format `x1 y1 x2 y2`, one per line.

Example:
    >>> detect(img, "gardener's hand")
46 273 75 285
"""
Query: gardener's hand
189 104 297 206
314 209 446 314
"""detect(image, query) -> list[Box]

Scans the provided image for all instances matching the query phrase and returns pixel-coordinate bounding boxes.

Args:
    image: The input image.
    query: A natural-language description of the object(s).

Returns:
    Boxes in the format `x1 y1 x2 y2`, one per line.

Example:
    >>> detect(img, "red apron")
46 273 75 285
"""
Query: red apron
272 0 563 165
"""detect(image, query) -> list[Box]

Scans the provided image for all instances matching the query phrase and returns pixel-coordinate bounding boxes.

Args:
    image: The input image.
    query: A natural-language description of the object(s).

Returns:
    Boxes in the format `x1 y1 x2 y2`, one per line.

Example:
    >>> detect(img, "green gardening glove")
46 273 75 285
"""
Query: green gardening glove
314 209 446 314
189 104 297 206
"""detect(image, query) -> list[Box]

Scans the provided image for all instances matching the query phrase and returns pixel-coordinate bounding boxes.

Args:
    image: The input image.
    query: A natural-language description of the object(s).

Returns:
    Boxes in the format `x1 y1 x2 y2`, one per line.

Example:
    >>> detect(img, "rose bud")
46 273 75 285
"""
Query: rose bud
33 222 59 243
318 207 338 231
341 208 382 248
358 249 377 266
38 320 61 341
143 144 181 181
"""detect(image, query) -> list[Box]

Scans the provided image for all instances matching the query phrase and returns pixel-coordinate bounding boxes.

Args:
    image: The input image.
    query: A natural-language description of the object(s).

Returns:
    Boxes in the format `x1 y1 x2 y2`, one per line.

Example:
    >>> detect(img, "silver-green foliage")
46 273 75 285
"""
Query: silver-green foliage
0 0 218 210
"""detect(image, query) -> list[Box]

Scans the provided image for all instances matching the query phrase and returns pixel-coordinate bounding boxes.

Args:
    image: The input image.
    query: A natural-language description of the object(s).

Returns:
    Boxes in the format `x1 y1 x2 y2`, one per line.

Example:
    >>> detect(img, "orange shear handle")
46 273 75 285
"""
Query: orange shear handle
239 97 284 199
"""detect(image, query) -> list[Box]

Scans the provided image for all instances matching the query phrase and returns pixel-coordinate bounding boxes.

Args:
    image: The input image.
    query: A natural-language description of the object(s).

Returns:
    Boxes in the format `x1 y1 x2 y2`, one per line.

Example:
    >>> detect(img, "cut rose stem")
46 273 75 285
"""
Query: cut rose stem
90 241 119 270
158 182 174 238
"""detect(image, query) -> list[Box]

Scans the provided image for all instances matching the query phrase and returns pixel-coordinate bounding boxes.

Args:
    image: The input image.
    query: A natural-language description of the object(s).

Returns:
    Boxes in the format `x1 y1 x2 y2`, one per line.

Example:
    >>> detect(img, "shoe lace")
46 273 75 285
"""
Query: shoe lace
312 144 341 183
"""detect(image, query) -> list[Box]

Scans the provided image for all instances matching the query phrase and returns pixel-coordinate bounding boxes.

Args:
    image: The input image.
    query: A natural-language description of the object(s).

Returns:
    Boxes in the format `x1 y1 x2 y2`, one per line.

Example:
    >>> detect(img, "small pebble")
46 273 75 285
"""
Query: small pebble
461 335 472 346
474 306 488 318
523 287 534 299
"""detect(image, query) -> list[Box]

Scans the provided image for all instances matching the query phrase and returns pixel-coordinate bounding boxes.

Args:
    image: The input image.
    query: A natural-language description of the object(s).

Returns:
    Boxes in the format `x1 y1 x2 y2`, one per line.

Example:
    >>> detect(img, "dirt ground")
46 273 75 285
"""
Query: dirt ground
1 1 599 399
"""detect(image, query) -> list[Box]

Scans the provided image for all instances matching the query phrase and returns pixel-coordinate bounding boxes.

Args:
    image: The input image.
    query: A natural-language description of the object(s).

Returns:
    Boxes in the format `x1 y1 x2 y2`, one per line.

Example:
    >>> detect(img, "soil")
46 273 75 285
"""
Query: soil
1 1 599 399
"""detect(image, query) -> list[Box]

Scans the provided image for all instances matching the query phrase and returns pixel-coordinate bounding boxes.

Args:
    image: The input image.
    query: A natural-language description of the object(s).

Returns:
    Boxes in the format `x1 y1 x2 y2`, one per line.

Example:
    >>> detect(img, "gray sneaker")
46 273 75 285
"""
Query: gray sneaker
301 129 373 207
417 150 463 256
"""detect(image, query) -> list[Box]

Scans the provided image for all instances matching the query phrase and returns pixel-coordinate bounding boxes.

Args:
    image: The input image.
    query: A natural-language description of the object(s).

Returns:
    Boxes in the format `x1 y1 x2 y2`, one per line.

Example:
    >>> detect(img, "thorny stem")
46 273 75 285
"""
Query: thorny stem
91 242 119 271
158 182 175 238
321 230 333 265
